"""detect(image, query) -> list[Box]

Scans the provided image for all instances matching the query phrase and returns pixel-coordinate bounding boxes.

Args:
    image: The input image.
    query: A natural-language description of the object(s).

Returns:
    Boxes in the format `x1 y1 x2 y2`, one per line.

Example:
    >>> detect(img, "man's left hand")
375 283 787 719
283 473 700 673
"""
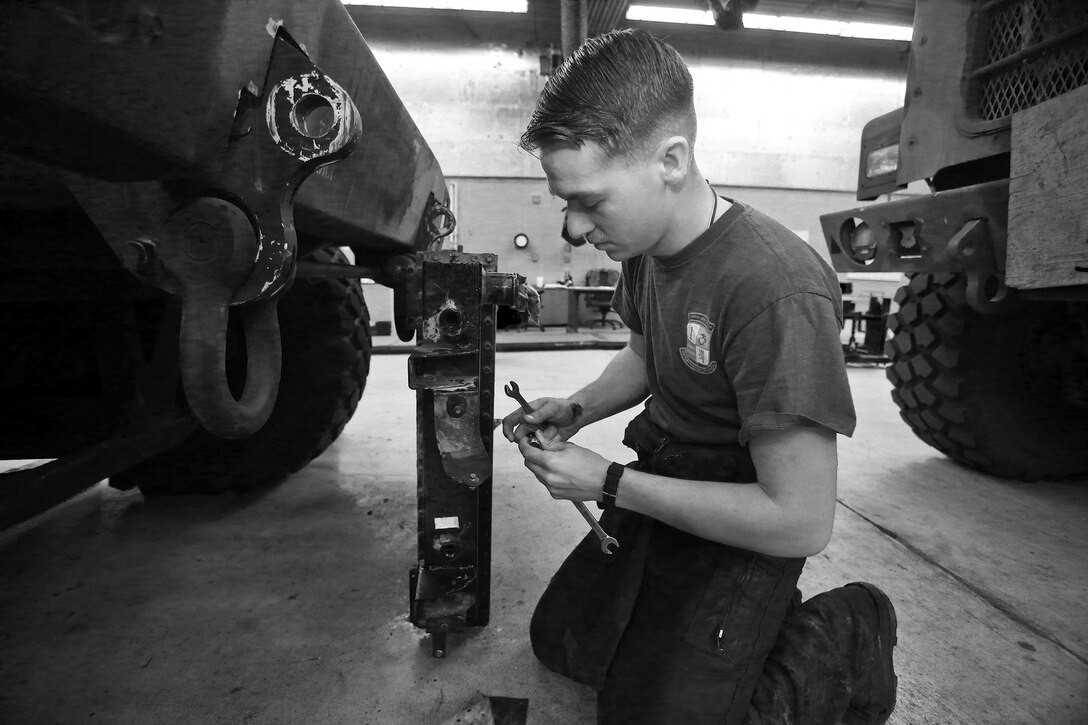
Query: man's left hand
517 436 610 503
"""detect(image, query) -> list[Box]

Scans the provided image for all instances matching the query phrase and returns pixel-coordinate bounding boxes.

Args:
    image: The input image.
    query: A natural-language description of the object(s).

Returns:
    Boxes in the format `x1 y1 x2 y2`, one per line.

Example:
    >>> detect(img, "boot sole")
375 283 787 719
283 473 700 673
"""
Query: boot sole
845 582 898 725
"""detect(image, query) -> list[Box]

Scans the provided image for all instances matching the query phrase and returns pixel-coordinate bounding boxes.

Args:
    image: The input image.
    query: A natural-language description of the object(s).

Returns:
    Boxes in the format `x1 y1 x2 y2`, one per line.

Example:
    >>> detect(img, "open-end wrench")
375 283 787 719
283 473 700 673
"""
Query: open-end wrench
503 381 542 449
504 380 619 555
572 500 619 554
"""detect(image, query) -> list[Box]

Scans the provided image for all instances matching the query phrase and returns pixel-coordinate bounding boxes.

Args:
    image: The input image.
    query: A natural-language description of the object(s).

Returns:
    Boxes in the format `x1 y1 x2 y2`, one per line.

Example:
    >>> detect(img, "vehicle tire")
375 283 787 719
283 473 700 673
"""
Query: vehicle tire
885 272 1088 481
111 249 372 494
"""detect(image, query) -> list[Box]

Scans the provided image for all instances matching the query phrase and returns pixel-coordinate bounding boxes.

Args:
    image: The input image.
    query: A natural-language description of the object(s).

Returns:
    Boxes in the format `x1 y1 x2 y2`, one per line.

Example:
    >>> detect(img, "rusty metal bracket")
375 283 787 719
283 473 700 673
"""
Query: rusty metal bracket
403 251 539 656
405 251 497 657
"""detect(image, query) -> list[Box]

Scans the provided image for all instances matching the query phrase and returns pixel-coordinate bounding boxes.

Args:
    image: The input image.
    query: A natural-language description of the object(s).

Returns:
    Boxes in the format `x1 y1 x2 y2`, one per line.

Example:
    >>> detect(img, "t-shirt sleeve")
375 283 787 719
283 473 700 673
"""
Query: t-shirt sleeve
727 292 856 444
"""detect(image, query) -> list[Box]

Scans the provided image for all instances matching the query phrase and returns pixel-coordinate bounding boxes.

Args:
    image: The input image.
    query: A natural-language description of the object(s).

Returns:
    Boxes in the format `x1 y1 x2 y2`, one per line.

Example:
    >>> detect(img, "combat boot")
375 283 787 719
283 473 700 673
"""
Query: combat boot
842 582 898 725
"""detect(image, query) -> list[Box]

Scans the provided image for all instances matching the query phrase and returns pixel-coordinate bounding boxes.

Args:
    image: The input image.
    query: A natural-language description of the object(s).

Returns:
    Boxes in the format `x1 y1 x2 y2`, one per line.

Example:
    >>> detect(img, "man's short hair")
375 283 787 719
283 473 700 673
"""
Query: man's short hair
520 28 696 160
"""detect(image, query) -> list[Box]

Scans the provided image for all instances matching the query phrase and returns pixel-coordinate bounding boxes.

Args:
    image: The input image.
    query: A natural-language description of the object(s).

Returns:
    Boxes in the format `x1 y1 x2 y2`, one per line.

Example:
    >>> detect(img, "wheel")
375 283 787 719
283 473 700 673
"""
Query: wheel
885 273 1088 481
111 249 372 494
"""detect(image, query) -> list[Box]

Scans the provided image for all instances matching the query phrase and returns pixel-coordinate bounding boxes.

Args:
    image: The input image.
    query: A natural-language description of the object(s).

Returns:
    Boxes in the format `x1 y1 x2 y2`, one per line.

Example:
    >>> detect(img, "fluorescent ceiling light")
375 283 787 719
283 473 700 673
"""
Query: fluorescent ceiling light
628 5 713 25
344 0 527 11
626 5 913 42
745 14 913 40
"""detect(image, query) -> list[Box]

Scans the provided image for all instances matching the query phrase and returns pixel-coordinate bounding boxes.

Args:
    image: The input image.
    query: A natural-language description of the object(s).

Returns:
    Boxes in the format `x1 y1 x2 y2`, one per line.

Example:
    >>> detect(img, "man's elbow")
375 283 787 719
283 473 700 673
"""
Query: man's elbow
798 522 834 557
782 512 835 557
754 522 832 558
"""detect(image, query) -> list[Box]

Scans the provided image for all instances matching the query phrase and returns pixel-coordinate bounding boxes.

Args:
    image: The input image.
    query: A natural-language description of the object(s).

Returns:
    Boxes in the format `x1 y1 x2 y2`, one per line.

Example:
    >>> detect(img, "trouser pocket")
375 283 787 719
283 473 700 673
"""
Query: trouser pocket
681 546 804 665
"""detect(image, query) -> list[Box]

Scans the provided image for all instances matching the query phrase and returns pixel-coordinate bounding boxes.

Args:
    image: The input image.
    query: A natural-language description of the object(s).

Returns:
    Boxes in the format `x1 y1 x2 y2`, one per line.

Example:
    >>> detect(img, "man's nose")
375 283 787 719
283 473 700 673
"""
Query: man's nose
565 211 594 242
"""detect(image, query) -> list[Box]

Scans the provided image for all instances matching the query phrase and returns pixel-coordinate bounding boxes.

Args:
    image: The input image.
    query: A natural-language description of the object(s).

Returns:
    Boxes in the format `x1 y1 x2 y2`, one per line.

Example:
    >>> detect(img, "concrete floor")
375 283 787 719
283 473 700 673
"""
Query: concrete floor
1 341 1086 724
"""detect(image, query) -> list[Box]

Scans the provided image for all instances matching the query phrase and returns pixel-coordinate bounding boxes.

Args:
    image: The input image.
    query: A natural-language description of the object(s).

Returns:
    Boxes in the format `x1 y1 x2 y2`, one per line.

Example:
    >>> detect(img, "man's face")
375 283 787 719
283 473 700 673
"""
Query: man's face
540 141 669 261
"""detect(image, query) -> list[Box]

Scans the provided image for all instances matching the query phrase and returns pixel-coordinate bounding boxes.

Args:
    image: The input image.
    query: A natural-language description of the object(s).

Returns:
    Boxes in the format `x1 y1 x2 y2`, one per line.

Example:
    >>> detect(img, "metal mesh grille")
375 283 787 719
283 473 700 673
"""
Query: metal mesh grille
976 0 1088 120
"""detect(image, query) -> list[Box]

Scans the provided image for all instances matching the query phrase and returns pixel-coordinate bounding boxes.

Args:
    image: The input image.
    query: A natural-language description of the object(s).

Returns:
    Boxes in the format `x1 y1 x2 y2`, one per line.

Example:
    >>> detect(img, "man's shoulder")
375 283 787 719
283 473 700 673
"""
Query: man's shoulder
725 204 838 299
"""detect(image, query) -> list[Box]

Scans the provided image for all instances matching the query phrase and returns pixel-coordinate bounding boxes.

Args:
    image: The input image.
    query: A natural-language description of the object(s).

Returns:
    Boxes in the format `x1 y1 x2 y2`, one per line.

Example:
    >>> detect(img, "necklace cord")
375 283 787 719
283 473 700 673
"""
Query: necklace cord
707 180 718 229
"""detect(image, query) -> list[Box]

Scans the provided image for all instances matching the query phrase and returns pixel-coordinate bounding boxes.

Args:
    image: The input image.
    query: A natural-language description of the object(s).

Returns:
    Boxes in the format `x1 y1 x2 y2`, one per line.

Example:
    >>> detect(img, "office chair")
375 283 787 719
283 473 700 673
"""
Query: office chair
583 268 621 329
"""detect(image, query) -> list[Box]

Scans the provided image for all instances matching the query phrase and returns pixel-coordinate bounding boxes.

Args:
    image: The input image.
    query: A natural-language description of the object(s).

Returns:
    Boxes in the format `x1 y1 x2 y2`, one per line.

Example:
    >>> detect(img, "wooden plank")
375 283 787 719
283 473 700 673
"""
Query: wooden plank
1006 84 1088 290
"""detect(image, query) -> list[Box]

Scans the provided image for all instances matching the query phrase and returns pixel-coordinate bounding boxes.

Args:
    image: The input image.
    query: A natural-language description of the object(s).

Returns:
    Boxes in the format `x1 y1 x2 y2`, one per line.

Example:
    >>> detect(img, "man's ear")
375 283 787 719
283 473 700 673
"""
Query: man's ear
657 135 692 186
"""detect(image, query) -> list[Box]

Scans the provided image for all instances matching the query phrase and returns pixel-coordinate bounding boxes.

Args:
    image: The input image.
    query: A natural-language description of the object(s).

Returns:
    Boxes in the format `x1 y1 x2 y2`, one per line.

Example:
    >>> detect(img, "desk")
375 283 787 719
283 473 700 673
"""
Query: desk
542 284 617 332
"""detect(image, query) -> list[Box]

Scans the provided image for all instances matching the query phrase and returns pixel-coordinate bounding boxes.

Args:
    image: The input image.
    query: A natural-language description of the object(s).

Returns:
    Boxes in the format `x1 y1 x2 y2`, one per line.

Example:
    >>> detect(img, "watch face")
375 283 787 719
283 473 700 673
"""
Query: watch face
514 233 530 249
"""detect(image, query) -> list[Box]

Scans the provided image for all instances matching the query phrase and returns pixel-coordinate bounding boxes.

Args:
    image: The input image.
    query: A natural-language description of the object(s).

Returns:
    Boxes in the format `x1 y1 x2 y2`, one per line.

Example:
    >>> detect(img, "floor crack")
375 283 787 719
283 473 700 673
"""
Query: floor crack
837 498 1088 667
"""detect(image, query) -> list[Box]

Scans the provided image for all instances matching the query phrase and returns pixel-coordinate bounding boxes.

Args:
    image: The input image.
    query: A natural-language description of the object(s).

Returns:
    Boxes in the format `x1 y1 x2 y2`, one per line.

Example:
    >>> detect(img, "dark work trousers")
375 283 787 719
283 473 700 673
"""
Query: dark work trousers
530 413 881 725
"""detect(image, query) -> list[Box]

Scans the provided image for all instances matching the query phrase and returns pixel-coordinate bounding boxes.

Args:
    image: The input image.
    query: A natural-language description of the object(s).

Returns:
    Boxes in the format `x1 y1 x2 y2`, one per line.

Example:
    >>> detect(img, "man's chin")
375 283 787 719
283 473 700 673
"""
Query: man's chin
596 245 630 262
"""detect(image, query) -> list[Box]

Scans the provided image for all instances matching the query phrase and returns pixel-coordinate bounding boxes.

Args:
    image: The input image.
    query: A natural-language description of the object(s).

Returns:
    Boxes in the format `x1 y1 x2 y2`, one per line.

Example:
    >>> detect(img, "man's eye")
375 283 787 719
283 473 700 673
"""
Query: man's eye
562 201 600 212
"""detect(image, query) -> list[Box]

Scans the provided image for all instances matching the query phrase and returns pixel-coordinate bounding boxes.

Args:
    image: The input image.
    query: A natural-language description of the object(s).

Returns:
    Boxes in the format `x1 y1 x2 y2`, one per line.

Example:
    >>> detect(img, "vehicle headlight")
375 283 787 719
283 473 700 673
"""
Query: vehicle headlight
865 143 899 179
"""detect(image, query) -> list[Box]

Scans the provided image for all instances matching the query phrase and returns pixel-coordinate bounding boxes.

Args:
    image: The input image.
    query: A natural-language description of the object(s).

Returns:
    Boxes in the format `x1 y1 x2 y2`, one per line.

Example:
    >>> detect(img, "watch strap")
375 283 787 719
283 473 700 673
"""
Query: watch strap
599 462 624 510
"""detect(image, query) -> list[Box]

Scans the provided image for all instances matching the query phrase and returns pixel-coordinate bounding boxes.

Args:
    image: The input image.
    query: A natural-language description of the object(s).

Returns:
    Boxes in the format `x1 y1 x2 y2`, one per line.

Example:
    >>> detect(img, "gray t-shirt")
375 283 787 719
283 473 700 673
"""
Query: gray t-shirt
613 199 856 446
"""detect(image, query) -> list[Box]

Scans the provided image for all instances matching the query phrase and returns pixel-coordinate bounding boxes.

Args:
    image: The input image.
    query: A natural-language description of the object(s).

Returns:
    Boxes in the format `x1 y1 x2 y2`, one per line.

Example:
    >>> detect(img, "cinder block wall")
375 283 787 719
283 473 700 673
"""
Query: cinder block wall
347 9 911 325
451 177 873 280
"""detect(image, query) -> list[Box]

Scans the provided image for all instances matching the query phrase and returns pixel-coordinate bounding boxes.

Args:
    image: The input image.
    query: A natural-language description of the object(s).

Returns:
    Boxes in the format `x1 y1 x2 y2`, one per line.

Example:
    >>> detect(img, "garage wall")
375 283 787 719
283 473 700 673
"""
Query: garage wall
346 9 910 320
351 13 909 189
452 177 865 280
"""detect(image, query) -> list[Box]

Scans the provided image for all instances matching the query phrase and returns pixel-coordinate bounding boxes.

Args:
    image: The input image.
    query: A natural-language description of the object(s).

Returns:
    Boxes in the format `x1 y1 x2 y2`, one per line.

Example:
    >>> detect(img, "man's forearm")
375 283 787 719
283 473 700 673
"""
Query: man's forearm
613 426 839 557
568 338 649 427
614 471 830 556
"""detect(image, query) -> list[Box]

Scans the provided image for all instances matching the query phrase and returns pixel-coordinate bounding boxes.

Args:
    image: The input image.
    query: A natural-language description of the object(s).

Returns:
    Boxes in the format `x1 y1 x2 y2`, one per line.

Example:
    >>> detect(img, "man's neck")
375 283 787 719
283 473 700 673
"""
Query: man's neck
652 173 724 258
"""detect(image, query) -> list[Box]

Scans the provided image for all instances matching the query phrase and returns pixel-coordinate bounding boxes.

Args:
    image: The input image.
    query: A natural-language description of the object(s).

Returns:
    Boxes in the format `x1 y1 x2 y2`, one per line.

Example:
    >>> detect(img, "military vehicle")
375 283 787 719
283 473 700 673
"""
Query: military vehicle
821 0 1087 481
0 0 535 656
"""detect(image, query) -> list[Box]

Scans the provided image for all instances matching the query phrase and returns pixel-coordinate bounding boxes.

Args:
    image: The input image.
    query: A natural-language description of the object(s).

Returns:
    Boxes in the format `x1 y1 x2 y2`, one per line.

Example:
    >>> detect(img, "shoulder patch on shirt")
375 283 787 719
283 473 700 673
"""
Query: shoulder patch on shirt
680 312 717 374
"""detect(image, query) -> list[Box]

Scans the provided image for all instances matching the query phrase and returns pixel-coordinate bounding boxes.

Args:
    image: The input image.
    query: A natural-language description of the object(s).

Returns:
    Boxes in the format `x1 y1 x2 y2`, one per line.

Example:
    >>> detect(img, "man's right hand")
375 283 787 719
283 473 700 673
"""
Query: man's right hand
501 397 584 447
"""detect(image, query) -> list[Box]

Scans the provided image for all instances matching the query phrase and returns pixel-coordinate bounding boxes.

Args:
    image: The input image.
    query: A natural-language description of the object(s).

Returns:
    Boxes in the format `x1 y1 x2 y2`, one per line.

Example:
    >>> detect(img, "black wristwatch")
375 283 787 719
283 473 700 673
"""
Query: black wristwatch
599 462 624 510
